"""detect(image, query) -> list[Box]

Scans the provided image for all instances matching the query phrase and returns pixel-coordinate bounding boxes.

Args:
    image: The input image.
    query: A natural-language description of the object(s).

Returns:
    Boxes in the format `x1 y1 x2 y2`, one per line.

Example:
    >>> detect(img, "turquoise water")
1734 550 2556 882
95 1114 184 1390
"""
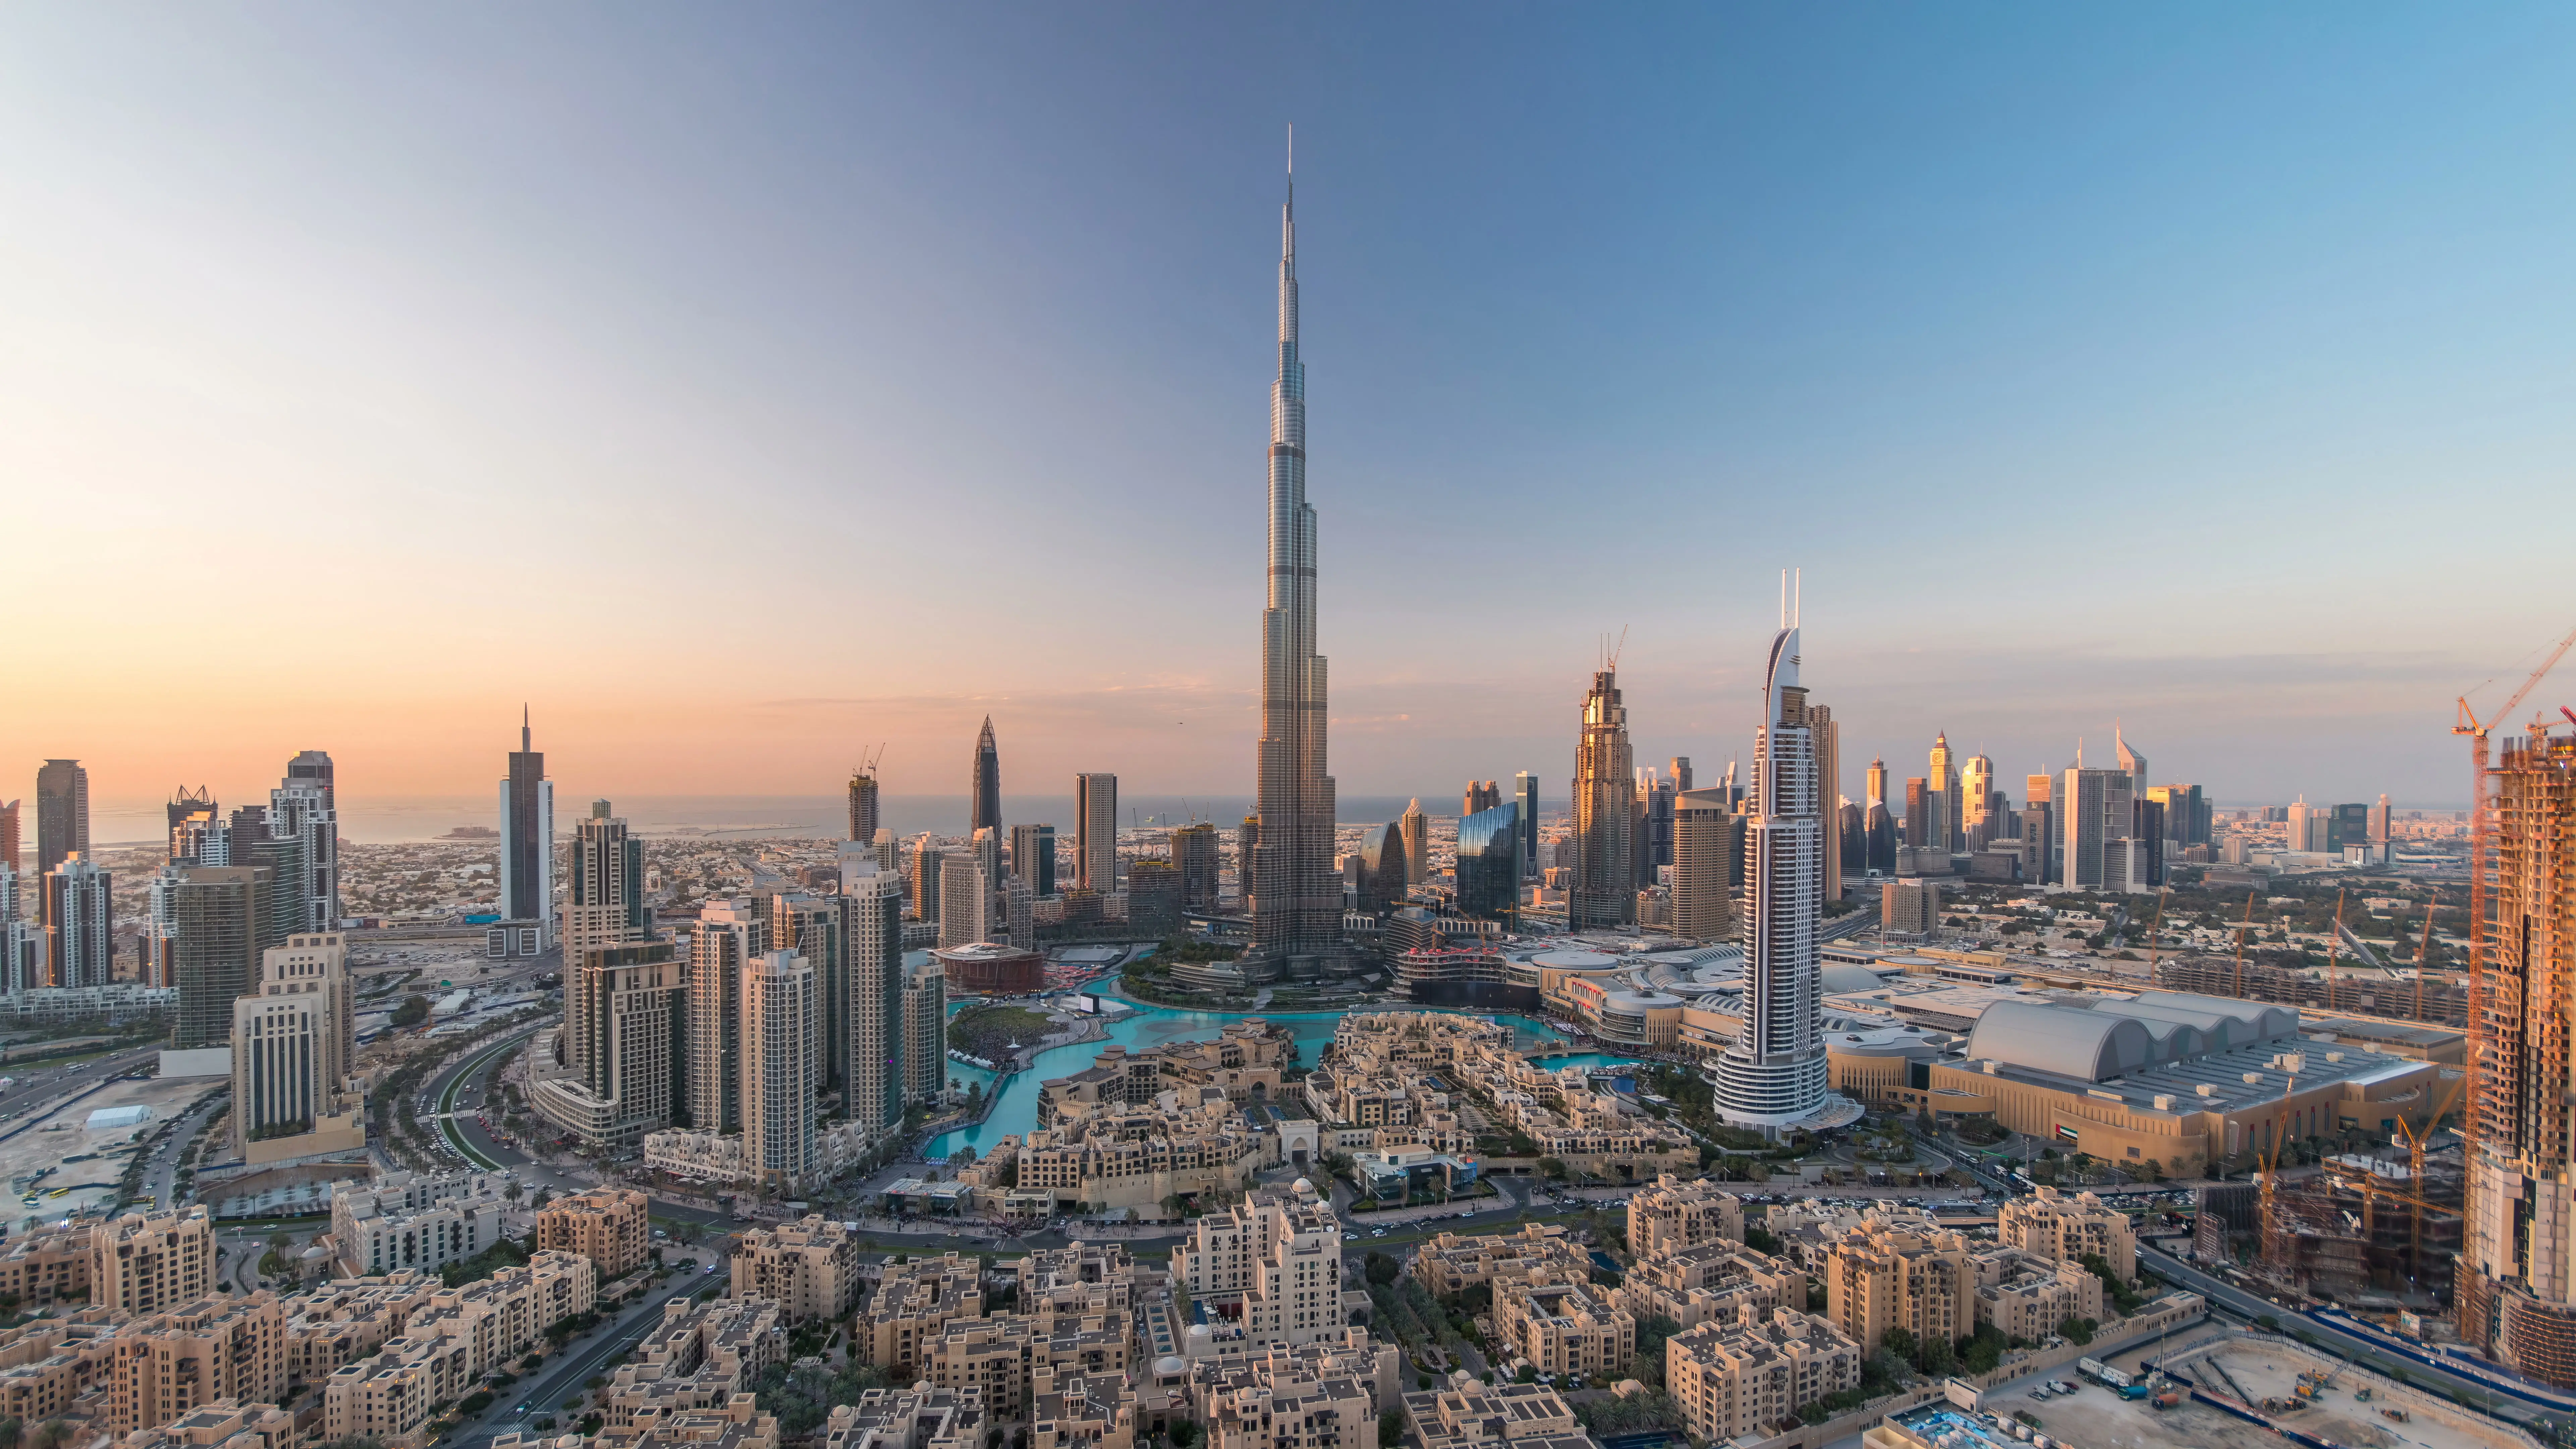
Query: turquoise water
923 987 1566 1161
1525 1052 1650 1074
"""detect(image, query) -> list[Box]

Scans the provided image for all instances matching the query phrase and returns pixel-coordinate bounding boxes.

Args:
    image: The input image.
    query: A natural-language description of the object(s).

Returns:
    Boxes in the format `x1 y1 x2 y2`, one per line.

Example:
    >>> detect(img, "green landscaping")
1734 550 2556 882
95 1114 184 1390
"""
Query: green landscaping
946 1005 1054 1064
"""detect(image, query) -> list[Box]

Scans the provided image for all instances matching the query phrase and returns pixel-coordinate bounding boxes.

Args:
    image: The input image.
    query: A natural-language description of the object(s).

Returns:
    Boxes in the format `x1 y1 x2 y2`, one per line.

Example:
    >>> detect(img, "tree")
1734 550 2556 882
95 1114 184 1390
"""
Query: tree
504 1182 523 1203
391 996 432 1028
1168 1423 1201 1449
1537 1158 1568 1181
1364 1252 1400 1286
1881 1326 1916 1362
1379 1410 1404 1448
2058 1316 2093 1346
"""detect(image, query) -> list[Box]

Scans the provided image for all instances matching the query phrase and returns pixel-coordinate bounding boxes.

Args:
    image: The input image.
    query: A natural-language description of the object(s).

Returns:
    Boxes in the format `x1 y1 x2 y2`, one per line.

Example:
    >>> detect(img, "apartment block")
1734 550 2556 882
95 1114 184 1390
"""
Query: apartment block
507 1396 777 1449
327 1170 507 1278
106 1293 288 1435
1972 1255 2103 1343
114 1398 298 1449
1666 1306 1862 1442
603 1296 785 1431
1995 1187 2137 1280
823 1384 988 1449
1182 1330 1403 1427
1171 1184 1343 1348
0 1223 92 1304
860 1253 986 1376
1411 1225 1590 1299
1206 1350 1373 1449
283 1271 442 1387
1613 1241 1802 1332
1626 1175 1747 1258
731 1215 863 1324
93 1207 217 1316
0 1310 121 1424
536 1186 652 1279
324 1253 597 1449
1825 1225 1974 1353
1492 1272 1634 1378
1400 1381 1588 1449
1031 1366 1137 1449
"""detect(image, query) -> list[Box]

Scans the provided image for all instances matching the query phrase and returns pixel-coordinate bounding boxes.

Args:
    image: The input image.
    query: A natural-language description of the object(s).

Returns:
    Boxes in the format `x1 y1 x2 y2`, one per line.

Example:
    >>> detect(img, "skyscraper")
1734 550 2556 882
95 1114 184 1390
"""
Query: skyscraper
0 799 17 873
1927 733 1960 853
537 938 682 1149
43 856 110 988
34 760 87 876
566 800 649 958
499 711 555 946
1714 625 1828 1132
902 954 946 1105
770 893 840 1093
170 793 226 865
847 766 880 843
228 806 307 951
1244 157 1343 971
839 855 907 1137
272 751 338 930
1808 703 1839 907
1514 772 1540 879
1670 758 1694 793
1903 779 1932 851
1010 823 1058 899
970 716 1001 836
1673 788 1742 943
171 866 267 1051
1464 781 1499 816
2371 792 2392 863
741 948 818 1190
1454 801 1521 926
2115 725 2149 806
2025 772 2056 884
1398 800 1429 889
1569 670 1636 930
688 898 762 1133
1960 754 1995 845
909 835 943 923
2057 765 2135 890
937 848 990 949
1171 823 1219 912
1075 774 1118 895
1865 757 1887 813
231 932 362 1158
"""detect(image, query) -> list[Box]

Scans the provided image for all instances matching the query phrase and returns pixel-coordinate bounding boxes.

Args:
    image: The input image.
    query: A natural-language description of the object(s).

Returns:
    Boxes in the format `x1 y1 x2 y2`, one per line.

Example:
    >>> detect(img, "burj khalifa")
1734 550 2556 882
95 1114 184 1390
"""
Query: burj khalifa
1246 153 1344 969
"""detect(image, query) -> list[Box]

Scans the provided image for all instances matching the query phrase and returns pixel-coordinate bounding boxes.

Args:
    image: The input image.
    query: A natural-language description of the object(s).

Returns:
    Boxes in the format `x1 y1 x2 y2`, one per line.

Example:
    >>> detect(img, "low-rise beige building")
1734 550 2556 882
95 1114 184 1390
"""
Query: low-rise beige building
114 1397 298 1449
823 1384 987 1449
1613 1241 1801 1332
1205 1352 1373 1449
0 1224 92 1305
107 1293 288 1436
1626 1175 1745 1259
1825 1225 1973 1353
1996 1188 2136 1280
1972 1255 2103 1343
1492 1272 1634 1379
323 1253 597 1449
536 1187 652 1279
94 1207 217 1316
1666 1306 1862 1442
731 1216 862 1324
1399 1380 1588 1449
604 1297 786 1431
1412 1225 1590 1299
860 1253 986 1376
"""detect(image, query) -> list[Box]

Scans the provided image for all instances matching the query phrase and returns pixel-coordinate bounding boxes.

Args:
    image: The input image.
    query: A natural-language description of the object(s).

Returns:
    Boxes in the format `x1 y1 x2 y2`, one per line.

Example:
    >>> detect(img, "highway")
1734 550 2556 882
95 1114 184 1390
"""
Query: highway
444 1257 717 1449
2139 1244 2555 1429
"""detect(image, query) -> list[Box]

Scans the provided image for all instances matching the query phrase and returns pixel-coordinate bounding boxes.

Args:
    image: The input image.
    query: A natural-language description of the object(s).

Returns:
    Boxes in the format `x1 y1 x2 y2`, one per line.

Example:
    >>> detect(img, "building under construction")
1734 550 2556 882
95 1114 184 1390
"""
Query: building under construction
2265 1151 2464 1305
2154 952 2468 1028
2459 730 2576 1388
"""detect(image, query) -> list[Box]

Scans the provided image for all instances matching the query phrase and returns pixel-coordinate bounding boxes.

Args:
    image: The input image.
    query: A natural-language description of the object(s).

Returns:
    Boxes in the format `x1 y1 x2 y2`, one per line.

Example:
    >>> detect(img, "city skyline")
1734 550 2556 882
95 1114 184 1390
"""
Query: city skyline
8 9 2572 810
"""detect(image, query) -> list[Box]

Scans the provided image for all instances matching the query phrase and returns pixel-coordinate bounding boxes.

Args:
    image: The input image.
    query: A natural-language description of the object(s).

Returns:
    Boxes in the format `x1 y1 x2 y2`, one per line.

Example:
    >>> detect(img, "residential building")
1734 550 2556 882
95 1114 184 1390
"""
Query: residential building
742 949 819 1190
497 711 554 950
326 1171 506 1278
848 767 881 845
910 835 943 924
903 952 946 1105
42 855 110 988
1076 774 1119 895
1400 1381 1584 1449
34 760 87 876
1412 1224 1590 1298
1666 1307 1862 1442
731 1215 862 1323
230 932 364 1162
688 898 763 1134
1973 1255 2103 1344
1172 823 1220 912
1569 671 1636 931
93 1208 217 1316
824 1384 987 1449
1996 1187 2136 1278
1825 1223 1973 1352
860 1252 986 1375
270 751 339 932
1671 790 1740 945
1492 1271 1633 1378
532 940 682 1149
534 1187 651 1279
1170 1183 1343 1347
842 861 908 1136
564 799 650 959
1127 859 1183 939
600 1295 782 1433
324 1252 595 1449
1454 801 1521 925
1013 823 1059 899
105 1293 286 1436
1880 879 1939 936
1810 703 1840 907
1398 801 1429 890
1615 1241 1802 1332
1713 625 1830 1132
938 850 991 949
1626 1174 1745 1257
2057 765 2134 891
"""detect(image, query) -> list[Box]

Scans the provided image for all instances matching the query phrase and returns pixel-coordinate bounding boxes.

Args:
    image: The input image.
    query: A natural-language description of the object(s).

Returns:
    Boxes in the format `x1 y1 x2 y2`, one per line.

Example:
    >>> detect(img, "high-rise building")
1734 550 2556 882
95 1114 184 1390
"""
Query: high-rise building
1127 858 1184 939
1839 801 1867 872
1809 703 1839 906
1244 162 1343 973
908 835 943 923
2463 731 2576 1382
1713 625 1827 1133
34 760 87 876
42 856 110 988
498 711 555 947
1171 823 1220 912
229 805 307 951
0 862 34 995
2328 802 2372 855
840 856 907 1137
771 893 841 1094
1465 781 1501 817
1673 788 1743 943
2057 765 2134 890
169 794 227 865
1515 772 1540 879
565 799 649 959
1927 733 1960 853
2149 783 2209 848
1075 774 1118 895
1398 800 1430 889
1010 823 1058 899
688 898 762 1133
1865 758 1887 813
1353 824 1406 914
0 798 17 873
271 751 338 930
1903 779 1934 851
2371 792 2393 863
937 849 990 949
741 949 819 1190
1455 802 1521 926
171 866 268 1051
970 716 1001 836
1671 758 1694 793
538 938 683 1149
1960 754 1994 842
847 767 881 844
2114 726 2149 807
230 933 362 1159
1881 879 1939 935
2024 773 2055 885
902 954 946 1105
1570 670 1636 930
1865 803 1897 876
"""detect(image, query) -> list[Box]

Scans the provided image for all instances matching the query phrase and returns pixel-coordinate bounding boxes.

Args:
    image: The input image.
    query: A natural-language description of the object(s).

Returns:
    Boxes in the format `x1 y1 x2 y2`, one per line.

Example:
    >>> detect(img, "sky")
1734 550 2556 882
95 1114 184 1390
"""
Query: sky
5 5 2573 824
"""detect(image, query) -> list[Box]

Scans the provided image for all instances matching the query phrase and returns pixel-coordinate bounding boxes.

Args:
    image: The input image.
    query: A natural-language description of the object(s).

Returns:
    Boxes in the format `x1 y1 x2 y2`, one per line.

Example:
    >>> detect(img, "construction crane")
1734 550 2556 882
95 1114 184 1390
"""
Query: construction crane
2143 887 2171 974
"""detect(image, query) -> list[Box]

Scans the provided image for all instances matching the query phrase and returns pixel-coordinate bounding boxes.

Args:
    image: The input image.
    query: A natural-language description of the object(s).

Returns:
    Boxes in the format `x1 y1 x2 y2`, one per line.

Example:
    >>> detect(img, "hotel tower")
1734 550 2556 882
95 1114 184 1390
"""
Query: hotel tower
1714 624 1831 1132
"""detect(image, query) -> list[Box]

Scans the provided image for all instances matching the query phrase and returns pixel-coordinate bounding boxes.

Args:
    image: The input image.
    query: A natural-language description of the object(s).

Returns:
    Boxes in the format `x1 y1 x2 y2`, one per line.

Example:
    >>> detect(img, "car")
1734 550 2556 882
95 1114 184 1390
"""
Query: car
1370 1228 1385 1238
1343 1232 1358 1241
704 1260 720 1273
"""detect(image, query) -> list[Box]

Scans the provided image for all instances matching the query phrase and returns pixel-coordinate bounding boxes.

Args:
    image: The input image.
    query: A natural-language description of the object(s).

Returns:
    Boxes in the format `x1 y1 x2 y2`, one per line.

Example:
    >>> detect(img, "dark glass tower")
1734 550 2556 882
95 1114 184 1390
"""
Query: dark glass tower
1247 157 1342 965
970 716 1001 835
499 709 554 938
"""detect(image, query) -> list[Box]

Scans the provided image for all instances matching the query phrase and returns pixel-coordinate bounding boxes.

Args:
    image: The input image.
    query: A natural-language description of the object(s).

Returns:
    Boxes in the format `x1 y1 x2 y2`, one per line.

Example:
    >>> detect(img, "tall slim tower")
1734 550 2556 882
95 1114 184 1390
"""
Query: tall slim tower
2115 724 2149 806
34 761 87 877
1514 772 1540 879
847 766 880 844
687 898 761 1133
1865 758 1887 812
565 799 648 960
1808 703 1839 907
1398 800 1429 889
499 711 554 944
838 856 906 1137
970 716 1001 836
1928 733 1960 853
273 751 338 929
1246 151 1342 968
741 948 818 1191
1569 669 1636 930
1076 773 1119 895
1961 754 1996 844
1714 625 1828 1132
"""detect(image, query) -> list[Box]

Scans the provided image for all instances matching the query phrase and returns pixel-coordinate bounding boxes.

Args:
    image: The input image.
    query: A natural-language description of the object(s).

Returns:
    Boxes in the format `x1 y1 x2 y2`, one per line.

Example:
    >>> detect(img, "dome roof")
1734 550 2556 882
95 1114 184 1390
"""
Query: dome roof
1292 1177 1314 1195
1532 950 1620 971
1155 1356 1187 1376
1820 963 1890 994
1966 1002 2159 1083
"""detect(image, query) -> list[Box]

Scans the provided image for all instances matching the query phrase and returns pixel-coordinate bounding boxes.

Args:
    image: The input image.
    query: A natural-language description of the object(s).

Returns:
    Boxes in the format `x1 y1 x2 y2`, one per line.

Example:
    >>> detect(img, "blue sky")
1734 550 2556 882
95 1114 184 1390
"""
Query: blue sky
4 5 2570 812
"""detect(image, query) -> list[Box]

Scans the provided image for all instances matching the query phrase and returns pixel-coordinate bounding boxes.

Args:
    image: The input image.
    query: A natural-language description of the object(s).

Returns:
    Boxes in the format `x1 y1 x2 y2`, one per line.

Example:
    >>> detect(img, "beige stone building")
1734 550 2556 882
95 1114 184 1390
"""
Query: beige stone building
1032 1367 1136 1449
93 1207 217 1316
823 1384 988 1449
920 1314 1130 1420
1996 1188 2136 1280
1399 1380 1588 1449
1972 1255 2103 1343
106 1294 288 1436
731 1216 862 1324
1666 1306 1862 1442
0 1309 120 1425
114 1398 298 1449
860 1253 986 1376
1626 1175 1746 1258
1825 1225 1973 1353
283 1272 441 1388
1182 1330 1403 1426
1205 1351 1374 1449
323 1252 596 1449
603 1296 785 1431
1412 1224 1589 1299
1172 1184 1344 1348
0 1223 92 1304
1492 1271 1634 1378
1613 1241 1802 1332
536 1186 652 1279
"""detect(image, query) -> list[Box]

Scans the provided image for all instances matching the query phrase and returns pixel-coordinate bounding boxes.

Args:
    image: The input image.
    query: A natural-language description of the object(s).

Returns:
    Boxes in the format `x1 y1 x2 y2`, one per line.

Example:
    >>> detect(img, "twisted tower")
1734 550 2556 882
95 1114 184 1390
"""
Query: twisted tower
1247 149 1342 965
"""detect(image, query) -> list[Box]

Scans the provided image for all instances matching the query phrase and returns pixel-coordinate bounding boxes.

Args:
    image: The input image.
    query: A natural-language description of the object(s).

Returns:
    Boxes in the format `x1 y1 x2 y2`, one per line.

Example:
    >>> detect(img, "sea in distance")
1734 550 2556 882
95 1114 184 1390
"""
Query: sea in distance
87 793 1562 846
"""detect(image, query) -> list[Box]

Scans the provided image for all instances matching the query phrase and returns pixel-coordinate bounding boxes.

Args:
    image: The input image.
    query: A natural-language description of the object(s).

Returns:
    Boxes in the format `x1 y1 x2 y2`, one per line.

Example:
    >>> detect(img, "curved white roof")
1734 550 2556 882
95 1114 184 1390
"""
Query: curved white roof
1966 1001 2160 1082
1821 963 1890 994
1532 950 1620 971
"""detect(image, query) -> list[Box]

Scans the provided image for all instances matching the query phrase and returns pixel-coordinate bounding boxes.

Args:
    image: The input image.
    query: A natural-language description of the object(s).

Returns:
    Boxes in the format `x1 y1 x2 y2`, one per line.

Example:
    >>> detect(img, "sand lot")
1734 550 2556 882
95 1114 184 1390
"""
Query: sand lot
0 1074 224 1227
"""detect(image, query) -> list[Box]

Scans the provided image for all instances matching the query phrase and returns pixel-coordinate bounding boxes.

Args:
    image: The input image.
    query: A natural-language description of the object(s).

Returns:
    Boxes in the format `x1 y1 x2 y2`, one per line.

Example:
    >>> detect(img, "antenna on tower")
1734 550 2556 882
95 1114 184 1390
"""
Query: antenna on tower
1793 568 1802 627
1778 570 1786 627
1607 627 1628 672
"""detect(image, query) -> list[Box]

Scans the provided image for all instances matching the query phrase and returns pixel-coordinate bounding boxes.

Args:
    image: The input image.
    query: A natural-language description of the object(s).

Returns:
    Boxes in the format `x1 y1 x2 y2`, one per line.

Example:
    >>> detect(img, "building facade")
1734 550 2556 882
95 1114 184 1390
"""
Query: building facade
497 713 554 949
1713 627 1829 1131
1569 670 1636 931
742 949 818 1189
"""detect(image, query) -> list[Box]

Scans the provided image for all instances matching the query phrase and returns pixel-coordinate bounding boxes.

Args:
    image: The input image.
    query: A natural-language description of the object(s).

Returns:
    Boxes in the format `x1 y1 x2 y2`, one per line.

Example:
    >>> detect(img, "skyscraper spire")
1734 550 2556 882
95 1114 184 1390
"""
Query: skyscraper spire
522 704 531 753
970 716 1001 835
1247 138 1340 967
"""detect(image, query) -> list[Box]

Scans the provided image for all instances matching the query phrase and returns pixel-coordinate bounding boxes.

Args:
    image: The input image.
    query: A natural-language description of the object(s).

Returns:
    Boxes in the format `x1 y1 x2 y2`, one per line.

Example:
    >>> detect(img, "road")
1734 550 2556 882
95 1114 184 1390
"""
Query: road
2138 1244 2553 1428
0 1043 162 1124
444 1258 717 1449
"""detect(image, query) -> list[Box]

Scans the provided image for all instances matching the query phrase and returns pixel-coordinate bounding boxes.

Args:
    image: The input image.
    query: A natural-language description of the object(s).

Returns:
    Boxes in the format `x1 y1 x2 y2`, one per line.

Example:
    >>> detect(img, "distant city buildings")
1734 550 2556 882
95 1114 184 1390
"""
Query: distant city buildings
1011 822 1058 898
1075 773 1118 894
33 759 86 876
